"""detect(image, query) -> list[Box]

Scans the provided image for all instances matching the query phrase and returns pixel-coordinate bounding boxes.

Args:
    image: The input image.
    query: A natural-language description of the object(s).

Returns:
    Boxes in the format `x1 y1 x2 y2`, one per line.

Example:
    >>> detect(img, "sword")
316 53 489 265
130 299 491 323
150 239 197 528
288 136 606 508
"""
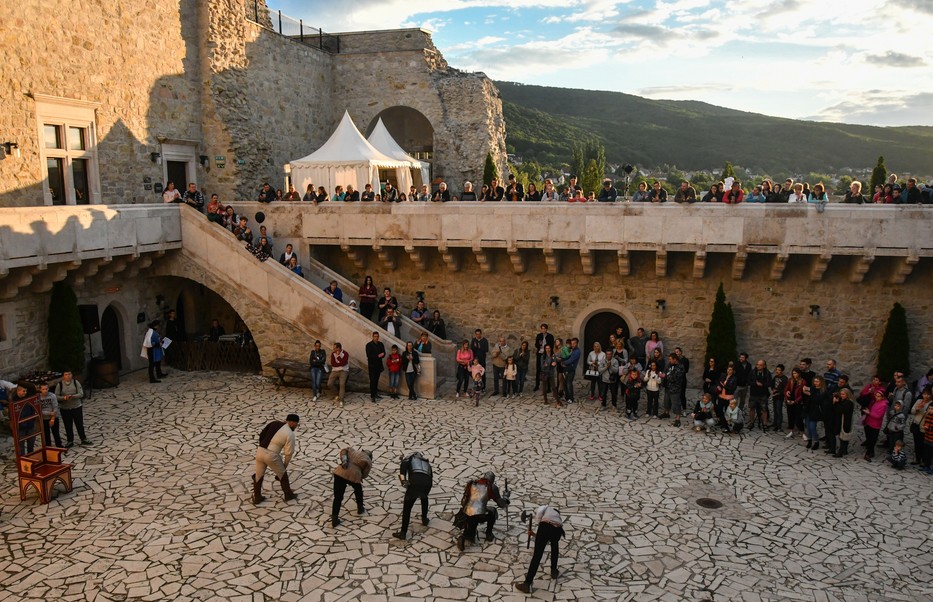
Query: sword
503 478 510 532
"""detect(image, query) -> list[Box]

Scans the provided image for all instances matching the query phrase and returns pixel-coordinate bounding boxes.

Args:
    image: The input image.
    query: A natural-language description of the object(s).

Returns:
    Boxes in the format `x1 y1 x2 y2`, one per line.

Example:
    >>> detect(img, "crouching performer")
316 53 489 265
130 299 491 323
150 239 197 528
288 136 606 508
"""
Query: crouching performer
253 414 299 504
454 471 510 551
393 452 433 540
332 447 373 527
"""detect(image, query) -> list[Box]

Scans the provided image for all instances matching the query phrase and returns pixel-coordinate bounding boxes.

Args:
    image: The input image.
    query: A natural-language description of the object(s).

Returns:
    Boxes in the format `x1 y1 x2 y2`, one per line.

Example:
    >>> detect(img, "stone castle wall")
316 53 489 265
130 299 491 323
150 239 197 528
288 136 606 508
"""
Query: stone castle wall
201 6 336 201
0 0 202 205
0 0 506 206
313 247 932 387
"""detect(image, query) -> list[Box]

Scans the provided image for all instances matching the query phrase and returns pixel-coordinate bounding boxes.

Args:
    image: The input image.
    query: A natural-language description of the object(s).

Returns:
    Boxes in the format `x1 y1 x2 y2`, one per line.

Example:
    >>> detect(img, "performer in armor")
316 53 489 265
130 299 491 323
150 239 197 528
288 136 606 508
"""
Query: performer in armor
331 447 373 527
253 414 299 504
454 471 510 551
392 452 433 540
515 505 565 594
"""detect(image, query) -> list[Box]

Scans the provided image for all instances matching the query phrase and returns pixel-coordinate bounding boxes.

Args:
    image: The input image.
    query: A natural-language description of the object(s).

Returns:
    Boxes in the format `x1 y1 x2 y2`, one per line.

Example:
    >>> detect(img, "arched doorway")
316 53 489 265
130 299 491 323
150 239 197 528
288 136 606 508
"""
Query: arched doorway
583 311 630 357
100 305 122 369
366 106 434 186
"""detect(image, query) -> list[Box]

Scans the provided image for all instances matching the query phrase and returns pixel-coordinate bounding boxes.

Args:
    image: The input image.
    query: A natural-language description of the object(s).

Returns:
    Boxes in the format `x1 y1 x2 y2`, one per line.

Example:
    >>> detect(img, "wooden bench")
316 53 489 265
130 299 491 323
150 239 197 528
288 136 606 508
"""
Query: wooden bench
267 358 313 389
266 358 366 392
10 395 74 504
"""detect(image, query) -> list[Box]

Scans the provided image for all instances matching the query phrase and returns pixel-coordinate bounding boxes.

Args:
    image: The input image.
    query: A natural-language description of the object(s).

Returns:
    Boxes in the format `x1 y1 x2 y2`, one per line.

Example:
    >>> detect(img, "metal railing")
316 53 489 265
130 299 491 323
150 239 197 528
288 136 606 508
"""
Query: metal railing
246 2 340 54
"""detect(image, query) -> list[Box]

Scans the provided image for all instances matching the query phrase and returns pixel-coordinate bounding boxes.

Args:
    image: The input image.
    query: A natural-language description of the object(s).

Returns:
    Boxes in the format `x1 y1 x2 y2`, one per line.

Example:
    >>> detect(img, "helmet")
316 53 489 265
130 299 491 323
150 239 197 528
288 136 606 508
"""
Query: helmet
483 471 496 483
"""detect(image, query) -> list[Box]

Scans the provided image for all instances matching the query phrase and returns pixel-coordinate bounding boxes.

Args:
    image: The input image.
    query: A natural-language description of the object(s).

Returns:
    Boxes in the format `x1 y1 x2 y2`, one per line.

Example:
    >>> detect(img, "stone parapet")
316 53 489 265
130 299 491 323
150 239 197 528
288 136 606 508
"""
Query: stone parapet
225 202 931 283
0 205 182 273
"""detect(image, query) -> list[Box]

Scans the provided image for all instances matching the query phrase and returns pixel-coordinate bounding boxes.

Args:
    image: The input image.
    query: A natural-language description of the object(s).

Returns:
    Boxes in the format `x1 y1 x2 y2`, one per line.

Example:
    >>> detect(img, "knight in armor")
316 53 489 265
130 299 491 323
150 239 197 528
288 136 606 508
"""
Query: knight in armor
392 452 433 540
331 447 373 528
253 414 299 504
454 471 510 551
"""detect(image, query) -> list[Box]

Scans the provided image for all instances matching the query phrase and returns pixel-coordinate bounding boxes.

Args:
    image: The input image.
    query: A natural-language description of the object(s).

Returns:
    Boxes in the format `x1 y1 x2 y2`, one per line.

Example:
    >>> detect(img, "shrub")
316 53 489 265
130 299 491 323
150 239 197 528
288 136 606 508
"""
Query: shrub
705 283 737 369
876 302 910 380
47 281 87 374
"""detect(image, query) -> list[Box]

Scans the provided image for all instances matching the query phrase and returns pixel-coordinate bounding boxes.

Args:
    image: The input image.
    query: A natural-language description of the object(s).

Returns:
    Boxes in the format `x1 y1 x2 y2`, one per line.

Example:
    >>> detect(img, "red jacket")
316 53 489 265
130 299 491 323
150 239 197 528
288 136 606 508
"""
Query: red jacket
784 379 804 405
723 188 745 204
386 353 402 373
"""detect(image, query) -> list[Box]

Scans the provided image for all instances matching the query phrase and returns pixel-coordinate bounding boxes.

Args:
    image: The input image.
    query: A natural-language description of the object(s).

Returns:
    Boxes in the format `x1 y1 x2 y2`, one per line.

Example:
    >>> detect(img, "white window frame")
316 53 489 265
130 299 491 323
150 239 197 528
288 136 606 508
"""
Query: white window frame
0 308 13 352
160 142 199 191
34 94 102 205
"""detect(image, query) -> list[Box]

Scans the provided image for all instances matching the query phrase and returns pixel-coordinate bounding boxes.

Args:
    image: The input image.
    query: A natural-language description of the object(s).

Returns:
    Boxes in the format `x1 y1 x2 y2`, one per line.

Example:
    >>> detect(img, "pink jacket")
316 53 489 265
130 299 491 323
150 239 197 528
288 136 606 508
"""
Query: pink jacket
863 398 888 430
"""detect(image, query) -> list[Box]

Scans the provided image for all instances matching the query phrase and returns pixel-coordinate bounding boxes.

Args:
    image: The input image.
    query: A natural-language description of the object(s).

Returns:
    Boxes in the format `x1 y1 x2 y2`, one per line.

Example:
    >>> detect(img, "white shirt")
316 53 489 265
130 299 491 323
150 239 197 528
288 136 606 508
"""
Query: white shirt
162 188 181 203
266 424 296 465
535 505 563 527
788 193 807 203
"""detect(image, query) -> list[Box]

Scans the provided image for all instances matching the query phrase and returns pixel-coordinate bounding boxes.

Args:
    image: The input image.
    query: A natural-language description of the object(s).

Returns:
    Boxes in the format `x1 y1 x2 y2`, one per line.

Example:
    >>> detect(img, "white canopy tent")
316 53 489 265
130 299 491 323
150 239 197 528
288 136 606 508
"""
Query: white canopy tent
289 111 414 198
366 118 430 190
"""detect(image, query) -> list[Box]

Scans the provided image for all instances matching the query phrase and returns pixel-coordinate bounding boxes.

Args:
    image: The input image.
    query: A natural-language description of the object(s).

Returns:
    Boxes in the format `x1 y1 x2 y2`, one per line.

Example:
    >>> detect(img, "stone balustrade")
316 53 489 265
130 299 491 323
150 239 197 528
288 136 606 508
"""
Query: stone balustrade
228 201 932 283
0 205 182 272
0 205 182 298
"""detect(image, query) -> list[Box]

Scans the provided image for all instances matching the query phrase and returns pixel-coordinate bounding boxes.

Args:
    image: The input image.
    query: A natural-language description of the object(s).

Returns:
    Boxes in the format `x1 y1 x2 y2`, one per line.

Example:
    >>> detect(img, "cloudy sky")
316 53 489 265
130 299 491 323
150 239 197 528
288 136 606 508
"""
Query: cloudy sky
270 0 933 126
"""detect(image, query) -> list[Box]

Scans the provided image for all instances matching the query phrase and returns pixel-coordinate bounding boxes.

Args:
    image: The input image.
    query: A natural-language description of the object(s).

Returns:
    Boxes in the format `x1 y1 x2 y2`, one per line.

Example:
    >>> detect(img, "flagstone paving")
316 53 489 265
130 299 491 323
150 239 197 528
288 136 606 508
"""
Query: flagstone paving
1 370 931 601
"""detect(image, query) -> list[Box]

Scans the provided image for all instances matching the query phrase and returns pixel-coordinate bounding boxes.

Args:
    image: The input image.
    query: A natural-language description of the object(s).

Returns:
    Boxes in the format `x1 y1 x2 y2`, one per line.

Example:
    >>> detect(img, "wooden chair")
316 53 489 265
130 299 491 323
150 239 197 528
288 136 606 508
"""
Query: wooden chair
10 394 74 504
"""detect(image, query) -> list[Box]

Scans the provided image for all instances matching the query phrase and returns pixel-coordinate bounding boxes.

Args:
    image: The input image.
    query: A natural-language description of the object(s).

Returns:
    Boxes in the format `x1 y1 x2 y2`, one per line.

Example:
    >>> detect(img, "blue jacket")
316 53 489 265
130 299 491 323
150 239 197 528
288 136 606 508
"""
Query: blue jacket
562 347 581 371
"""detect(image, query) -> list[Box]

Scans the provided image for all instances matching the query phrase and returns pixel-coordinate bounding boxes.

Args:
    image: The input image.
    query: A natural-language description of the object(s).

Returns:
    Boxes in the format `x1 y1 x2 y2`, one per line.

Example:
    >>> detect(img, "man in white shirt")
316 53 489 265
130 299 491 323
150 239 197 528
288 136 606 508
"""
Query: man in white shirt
253 414 299 504
515 505 565 593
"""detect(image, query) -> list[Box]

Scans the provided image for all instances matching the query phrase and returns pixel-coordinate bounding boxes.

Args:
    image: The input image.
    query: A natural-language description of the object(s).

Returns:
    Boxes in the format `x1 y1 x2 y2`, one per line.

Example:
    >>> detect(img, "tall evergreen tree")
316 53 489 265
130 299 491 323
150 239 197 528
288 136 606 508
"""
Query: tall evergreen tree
483 152 499 186
582 159 603 196
705 283 738 368
876 302 910 380
570 144 585 188
869 155 887 194
720 161 736 182
47 281 87 374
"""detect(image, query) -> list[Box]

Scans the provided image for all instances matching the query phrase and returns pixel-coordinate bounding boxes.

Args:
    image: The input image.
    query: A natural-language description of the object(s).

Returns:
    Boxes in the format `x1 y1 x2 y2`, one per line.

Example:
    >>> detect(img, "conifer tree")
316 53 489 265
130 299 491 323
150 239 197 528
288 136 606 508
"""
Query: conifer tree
876 302 910 380
47 282 87 374
483 152 499 186
869 155 887 195
719 161 736 182
705 283 738 368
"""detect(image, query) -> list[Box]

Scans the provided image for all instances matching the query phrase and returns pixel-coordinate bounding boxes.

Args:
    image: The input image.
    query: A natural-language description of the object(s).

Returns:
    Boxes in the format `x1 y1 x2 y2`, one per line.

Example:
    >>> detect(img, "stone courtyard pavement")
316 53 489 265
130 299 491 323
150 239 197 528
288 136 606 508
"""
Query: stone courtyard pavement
2 370 932 602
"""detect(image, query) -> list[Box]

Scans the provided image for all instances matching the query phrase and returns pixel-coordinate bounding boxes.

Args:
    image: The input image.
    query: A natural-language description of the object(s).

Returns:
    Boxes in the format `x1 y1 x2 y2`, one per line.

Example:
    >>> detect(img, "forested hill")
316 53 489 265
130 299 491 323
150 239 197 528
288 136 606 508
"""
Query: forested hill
495 81 933 176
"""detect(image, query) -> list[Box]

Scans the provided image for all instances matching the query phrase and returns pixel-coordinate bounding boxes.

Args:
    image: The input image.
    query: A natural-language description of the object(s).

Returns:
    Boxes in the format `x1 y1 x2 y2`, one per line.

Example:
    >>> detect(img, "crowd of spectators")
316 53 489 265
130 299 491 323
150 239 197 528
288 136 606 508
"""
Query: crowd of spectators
240 170 932 207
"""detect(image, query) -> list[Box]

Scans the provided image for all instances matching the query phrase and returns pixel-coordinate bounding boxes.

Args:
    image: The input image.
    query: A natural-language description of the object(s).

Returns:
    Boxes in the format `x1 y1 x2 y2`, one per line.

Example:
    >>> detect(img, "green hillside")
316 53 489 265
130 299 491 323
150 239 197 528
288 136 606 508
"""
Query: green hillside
495 81 933 176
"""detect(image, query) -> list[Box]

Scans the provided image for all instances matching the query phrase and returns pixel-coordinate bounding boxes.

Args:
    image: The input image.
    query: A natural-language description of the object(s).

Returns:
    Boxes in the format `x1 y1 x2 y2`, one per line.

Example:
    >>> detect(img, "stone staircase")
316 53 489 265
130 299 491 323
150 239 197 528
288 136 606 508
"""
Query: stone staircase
301 255 456 378
153 208 438 398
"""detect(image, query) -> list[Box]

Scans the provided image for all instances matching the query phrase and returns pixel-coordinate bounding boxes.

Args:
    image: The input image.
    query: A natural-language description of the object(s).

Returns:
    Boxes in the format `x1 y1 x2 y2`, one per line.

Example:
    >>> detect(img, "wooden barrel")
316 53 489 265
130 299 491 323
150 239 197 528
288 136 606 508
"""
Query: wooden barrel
92 360 120 388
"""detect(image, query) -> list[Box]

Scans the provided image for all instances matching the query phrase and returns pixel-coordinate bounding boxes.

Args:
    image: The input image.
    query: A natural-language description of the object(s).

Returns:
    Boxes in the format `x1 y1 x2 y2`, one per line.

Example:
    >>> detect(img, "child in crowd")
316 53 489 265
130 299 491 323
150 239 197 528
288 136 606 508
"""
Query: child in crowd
885 440 907 470
504 356 517 399
725 399 745 434
470 359 485 407
693 393 716 432
386 345 402 400
884 400 906 452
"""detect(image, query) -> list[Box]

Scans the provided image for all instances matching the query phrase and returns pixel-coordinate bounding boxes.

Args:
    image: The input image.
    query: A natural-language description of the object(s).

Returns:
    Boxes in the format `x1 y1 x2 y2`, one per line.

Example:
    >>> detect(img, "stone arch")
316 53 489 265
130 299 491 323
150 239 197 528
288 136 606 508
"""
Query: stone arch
101 300 134 371
366 106 434 153
572 302 641 355
153 258 267 367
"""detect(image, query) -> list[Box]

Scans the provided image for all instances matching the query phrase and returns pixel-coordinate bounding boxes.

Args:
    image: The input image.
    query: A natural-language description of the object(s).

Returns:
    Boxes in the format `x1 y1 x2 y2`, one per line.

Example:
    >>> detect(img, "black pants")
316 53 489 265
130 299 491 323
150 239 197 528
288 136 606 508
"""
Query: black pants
360 302 375 322
646 390 660 415
464 508 497 542
332 474 364 518
864 426 880 457
60 406 87 443
911 424 925 464
492 366 505 394
534 354 542 389
368 365 382 399
405 371 417 399
400 474 432 535
147 347 163 382
715 398 729 427
457 365 470 393
609 380 621 406
43 416 63 447
524 522 564 586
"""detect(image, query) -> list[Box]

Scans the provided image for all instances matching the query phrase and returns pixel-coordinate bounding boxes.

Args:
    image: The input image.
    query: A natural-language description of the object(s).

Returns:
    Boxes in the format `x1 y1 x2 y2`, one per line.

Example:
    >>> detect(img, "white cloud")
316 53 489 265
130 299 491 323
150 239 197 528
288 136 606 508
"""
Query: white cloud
807 91 933 126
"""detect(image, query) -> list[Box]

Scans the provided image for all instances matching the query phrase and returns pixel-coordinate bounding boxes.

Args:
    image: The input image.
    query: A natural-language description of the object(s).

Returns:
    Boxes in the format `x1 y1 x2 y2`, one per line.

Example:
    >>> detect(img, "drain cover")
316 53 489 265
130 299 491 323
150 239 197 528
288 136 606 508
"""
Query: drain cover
696 498 723 509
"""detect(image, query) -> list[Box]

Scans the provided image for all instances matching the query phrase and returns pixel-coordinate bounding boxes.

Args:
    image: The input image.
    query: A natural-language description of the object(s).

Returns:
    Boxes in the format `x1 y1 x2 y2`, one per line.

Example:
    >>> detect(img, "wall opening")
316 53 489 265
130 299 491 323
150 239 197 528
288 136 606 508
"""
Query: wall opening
100 305 123 370
583 311 631 357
